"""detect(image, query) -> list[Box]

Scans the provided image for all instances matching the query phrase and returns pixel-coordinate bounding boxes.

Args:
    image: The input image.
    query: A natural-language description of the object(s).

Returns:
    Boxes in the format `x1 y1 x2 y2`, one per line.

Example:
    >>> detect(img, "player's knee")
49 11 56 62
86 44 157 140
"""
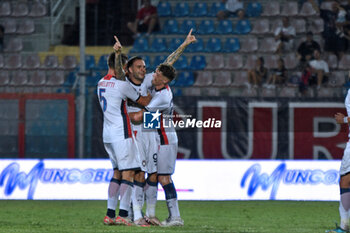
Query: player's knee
340 174 350 188
121 170 135 181
148 173 158 183
158 175 171 186
134 171 145 182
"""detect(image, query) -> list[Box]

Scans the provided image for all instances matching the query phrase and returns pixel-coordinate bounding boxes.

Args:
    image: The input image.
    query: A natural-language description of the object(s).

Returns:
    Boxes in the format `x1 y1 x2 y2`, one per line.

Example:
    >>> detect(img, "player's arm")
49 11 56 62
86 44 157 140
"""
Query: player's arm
163 29 196 66
136 93 152 106
129 109 145 124
113 35 126 81
335 112 349 124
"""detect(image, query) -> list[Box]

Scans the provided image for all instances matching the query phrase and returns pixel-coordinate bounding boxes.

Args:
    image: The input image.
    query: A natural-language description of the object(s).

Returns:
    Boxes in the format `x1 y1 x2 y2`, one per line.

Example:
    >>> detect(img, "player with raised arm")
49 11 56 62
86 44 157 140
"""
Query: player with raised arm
328 90 350 233
98 36 151 226
127 30 196 226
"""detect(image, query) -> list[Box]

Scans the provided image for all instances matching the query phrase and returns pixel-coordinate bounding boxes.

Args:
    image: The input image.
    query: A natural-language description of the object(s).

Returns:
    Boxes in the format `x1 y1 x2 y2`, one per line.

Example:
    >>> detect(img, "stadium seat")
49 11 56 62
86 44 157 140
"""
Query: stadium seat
46 70 65 86
0 70 10 86
189 55 206 70
23 54 40 69
173 56 188 70
338 55 350 70
0 54 3 68
216 20 233 34
279 87 297 97
86 71 101 87
197 19 215 35
326 54 338 69
284 53 298 69
264 55 278 69
225 54 243 70
190 2 208 17
208 2 225 17
17 18 35 34
317 87 334 97
149 38 167 52
168 37 182 52
3 37 23 52
175 71 194 87
11 2 29 17
174 2 189 17
152 55 167 70
291 19 306 34
179 20 196 34
186 38 204 53
261 2 280 16
246 2 262 17
29 2 47 17
60 55 77 70
205 37 222 52
63 71 76 87
234 19 252 34
328 71 345 87
193 71 213 86
3 18 17 34
85 55 96 70
258 37 277 53
206 54 225 70
43 55 59 69
299 2 317 16
162 19 179 34
10 70 28 86
262 87 277 97
140 55 151 70
0 2 11 16
320 1 333 11
232 71 248 87
281 2 298 16
240 36 258 53
130 36 149 53
157 1 172 17
243 55 258 70
251 19 270 34
270 19 283 34
5 54 22 69
308 18 324 34
28 70 46 86
213 71 232 87
223 38 240 53
241 87 258 97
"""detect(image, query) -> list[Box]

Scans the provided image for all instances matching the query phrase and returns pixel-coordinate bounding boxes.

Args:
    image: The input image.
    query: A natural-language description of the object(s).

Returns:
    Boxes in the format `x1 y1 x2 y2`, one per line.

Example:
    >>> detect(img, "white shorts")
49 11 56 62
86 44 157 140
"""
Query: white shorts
340 142 350 176
134 128 159 174
104 138 142 171
157 143 178 175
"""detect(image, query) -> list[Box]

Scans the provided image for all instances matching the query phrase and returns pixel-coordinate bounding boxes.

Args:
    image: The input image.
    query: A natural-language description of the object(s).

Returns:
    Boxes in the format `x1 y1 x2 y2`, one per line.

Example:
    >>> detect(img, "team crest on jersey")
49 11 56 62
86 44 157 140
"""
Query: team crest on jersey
143 110 161 129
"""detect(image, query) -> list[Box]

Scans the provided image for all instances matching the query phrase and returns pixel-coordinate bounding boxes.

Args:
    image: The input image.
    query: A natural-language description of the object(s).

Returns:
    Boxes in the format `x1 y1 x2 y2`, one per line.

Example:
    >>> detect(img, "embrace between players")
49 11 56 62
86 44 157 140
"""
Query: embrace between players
96 29 196 227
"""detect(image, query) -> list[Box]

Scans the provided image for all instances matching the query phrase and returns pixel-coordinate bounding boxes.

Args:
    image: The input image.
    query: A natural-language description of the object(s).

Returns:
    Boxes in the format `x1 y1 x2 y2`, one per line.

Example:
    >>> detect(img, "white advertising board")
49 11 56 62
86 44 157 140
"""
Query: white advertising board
0 159 340 201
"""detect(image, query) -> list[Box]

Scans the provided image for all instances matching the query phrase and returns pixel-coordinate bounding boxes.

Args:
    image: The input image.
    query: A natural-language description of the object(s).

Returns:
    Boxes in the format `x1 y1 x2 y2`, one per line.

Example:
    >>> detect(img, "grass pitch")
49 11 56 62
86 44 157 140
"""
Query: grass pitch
0 200 339 233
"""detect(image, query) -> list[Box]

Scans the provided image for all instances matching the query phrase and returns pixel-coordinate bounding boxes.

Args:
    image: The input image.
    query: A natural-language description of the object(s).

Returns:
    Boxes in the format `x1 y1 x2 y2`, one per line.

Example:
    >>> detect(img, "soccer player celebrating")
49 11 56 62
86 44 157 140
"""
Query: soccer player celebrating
98 36 151 226
329 91 350 233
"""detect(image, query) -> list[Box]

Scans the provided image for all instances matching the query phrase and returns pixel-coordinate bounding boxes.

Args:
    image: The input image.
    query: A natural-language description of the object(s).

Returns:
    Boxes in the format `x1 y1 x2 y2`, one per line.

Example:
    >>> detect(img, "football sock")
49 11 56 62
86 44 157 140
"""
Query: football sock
118 180 133 218
106 178 120 218
340 188 350 229
145 179 158 217
163 183 180 218
132 181 145 221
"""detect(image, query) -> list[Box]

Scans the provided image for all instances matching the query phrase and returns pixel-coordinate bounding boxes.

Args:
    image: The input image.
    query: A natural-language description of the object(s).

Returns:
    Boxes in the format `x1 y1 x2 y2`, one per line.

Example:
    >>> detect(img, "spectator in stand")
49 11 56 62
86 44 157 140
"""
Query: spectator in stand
296 31 321 66
264 58 287 89
309 49 329 90
127 0 160 38
274 17 296 54
0 24 4 52
217 0 244 20
247 57 268 88
299 63 312 96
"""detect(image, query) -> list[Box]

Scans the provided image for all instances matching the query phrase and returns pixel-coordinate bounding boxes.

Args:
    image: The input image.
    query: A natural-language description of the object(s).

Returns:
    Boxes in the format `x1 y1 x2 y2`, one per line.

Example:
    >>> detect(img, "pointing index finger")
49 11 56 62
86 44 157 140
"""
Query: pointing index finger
188 28 193 36
114 35 119 43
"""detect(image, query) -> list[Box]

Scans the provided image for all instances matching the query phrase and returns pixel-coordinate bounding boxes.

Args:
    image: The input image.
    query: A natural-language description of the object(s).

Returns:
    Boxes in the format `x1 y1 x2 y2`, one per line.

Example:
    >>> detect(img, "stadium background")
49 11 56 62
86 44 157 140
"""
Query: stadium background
0 0 349 200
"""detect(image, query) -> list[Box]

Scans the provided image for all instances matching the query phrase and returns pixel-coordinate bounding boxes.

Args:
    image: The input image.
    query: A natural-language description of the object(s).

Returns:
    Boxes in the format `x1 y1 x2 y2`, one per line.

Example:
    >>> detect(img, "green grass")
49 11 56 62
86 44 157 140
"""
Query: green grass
0 200 339 233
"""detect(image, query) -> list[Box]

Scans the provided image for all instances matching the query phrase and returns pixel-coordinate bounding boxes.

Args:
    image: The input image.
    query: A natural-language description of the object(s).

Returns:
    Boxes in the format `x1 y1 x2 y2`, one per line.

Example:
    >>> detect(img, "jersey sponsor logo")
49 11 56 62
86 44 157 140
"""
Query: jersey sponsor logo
143 110 161 129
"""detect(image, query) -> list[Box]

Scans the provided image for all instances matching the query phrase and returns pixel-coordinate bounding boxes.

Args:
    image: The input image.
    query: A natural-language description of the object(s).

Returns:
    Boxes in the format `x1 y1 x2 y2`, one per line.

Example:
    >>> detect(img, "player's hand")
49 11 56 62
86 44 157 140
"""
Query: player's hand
184 29 197 45
335 112 346 124
113 35 122 53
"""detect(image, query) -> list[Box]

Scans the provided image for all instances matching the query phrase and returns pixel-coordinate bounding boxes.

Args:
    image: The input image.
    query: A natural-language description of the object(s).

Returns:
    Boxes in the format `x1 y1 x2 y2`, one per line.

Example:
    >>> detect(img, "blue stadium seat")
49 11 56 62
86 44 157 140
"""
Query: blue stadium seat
149 38 167 52
97 54 108 71
223 38 240 53
205 38 222 52
130 37 149 52
246 2 262 17
174 2 189 17
174 71 194 86
140 55 151 70
208 2 225 17
179 20 196 34
189 55 206 70
85 55 96 70
162 19 179 34
157 1 172 17
186 38 204 53
197 19 215 34
86 71 101 87
152 55 167 70
190 2 208 17
168 37 183 52
63 71 76 87
173 56 188 70
216 20 233 34
234 20 252 34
